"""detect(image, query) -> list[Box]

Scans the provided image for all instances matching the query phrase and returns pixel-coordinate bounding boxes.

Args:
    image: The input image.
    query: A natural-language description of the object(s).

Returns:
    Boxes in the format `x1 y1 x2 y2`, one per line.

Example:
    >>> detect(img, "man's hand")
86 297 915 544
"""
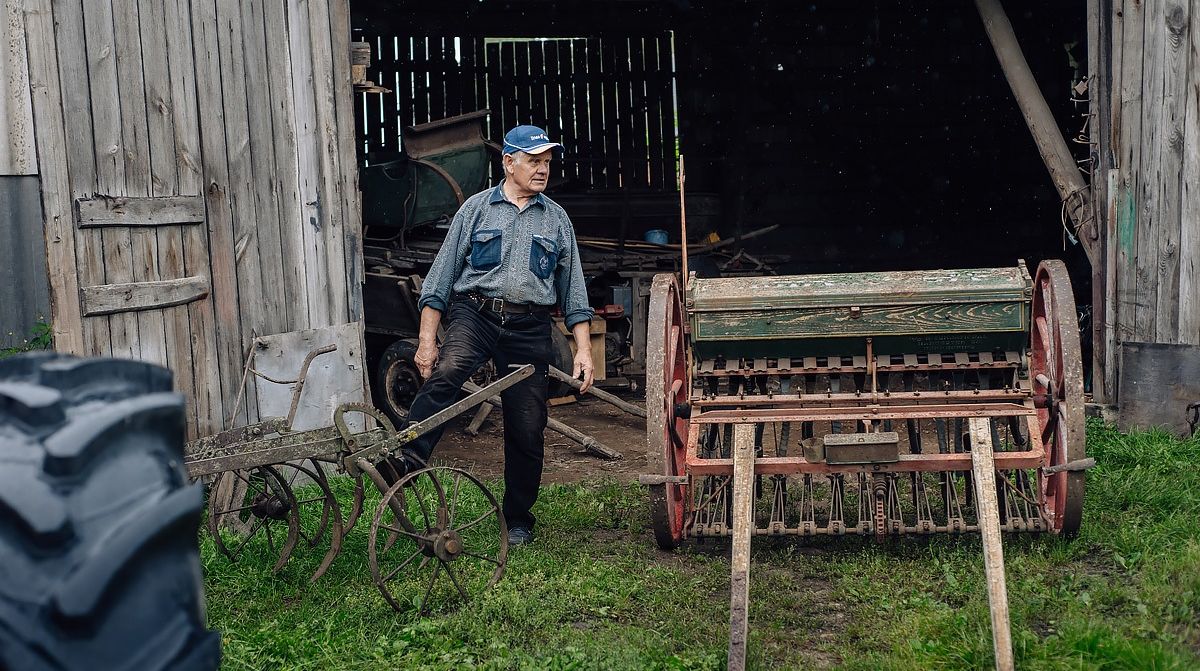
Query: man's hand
572 350 595 393
569 320 595 393
414 340 439 379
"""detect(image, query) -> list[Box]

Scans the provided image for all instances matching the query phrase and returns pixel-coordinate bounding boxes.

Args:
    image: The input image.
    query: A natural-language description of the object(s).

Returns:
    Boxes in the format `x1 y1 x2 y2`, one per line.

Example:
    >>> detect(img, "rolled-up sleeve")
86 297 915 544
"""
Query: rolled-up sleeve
417 200 475 312
555 220 594 329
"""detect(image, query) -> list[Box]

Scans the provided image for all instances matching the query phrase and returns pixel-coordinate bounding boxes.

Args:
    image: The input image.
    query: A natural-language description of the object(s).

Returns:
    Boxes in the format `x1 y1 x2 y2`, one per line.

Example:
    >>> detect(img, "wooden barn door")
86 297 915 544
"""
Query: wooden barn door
25 0 362 438
24 0 223 436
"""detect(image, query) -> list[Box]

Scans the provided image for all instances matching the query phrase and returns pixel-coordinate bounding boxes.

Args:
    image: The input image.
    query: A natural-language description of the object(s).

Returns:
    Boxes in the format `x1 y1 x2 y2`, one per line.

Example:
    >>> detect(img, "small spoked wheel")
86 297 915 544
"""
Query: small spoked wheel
208 465 300 572
368 466 508 614
273 459 345 582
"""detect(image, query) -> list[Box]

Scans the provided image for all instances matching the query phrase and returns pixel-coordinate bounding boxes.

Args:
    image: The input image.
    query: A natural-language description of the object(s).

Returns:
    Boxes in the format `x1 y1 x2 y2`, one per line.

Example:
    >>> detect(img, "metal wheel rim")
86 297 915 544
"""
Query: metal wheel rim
208 465 301 572
367 466 508 614
646 273 689 549
275 460 344 582
1031 260 1087 535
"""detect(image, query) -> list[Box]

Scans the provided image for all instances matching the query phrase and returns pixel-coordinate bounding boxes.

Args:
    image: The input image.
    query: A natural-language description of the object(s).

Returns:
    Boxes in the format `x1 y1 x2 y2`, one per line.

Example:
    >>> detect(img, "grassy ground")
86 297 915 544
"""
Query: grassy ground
202 421 1200 670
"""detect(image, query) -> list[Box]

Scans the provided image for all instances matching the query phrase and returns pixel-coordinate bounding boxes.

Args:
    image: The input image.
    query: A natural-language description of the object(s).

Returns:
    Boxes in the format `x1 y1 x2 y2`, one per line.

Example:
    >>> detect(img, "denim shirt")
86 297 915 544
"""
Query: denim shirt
417 182 595 329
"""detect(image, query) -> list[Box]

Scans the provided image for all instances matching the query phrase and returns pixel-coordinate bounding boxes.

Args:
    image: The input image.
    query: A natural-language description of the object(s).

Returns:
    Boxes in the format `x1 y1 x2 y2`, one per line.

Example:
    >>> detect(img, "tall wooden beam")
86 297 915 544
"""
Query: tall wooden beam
975 0 1100 266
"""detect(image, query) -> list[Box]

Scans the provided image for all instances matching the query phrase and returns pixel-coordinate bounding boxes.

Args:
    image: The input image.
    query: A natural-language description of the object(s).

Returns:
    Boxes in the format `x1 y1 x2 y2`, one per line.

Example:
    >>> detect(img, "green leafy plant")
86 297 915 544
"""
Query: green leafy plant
1 320 52 359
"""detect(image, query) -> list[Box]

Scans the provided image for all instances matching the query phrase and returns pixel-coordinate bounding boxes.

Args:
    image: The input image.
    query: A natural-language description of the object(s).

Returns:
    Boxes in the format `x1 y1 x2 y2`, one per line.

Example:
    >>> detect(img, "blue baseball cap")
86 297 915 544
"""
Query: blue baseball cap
503 125 563 156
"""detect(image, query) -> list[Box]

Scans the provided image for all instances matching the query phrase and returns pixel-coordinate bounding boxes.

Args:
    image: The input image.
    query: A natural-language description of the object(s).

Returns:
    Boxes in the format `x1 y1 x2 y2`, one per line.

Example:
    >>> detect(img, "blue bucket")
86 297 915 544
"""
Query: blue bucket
644 229 669 245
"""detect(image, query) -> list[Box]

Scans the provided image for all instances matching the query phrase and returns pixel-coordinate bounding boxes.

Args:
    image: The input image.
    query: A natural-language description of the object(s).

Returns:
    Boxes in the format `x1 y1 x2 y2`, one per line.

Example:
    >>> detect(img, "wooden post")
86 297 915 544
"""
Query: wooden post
968 417 1015 671
727 423 755 671
974 0 1099 266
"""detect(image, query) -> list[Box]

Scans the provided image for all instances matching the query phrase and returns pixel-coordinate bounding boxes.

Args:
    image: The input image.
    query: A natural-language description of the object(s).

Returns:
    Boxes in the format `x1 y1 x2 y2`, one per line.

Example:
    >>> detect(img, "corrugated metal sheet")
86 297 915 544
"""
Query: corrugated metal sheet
0 176 51 348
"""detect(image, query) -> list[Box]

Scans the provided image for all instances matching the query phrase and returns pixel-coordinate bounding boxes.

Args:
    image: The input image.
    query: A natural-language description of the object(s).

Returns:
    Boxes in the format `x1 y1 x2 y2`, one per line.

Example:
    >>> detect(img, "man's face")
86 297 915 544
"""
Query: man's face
505 151 552 196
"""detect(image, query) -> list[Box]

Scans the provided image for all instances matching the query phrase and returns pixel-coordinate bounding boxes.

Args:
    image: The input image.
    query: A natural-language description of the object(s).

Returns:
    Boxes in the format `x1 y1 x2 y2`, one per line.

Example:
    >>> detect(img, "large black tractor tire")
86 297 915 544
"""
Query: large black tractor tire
549 325 577 398
0 353 220 671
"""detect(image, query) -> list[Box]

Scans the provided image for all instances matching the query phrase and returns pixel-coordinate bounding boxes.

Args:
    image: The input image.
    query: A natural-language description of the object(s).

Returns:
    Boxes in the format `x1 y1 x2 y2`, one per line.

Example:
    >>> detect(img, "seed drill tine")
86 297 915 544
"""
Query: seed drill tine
728 424 756 671
967 417 1015 671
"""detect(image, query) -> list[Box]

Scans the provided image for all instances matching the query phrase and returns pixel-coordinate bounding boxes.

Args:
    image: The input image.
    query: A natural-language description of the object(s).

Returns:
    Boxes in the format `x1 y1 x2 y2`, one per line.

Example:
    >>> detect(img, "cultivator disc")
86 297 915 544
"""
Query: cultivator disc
367 466 509 614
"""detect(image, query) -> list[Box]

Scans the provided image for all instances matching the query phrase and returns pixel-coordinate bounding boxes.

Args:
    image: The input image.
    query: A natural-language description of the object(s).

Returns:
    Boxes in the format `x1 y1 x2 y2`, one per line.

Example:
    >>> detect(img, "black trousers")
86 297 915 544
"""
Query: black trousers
399 299 551 531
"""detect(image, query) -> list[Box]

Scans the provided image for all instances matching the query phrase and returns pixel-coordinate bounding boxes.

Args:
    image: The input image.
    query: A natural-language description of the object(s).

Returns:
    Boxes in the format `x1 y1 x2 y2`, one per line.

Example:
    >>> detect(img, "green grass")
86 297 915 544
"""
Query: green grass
203 422 1200 670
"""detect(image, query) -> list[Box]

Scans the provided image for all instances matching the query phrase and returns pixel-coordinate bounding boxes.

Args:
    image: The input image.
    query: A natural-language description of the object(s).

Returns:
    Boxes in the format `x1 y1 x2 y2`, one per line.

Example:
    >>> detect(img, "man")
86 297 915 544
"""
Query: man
384 124 594 547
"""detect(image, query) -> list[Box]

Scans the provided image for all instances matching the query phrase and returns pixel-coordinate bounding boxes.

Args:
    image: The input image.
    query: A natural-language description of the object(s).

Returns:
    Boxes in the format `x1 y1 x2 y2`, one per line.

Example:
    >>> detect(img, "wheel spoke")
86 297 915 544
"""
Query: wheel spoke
441 561 470 600
380 523 429 543
382 547 424 584
419 562 442 613
448 472 462 527
455 507 499 534
461 550 502 566
229 515 269 560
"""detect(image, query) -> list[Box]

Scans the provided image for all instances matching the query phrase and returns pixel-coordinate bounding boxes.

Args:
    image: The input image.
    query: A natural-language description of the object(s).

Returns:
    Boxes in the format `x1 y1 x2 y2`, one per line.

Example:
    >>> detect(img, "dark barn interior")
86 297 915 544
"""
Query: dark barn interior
351 0 1094 385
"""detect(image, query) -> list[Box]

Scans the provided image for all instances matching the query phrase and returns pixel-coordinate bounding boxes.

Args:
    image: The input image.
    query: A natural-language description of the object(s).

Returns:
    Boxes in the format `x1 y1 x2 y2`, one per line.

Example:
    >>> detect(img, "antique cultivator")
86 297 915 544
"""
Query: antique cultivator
643 261 1088 670
185 349 529 613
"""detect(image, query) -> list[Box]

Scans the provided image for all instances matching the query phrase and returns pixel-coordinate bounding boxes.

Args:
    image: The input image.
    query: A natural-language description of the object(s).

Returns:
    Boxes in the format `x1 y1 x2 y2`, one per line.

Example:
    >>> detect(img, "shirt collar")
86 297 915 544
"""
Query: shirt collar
490 180 546 208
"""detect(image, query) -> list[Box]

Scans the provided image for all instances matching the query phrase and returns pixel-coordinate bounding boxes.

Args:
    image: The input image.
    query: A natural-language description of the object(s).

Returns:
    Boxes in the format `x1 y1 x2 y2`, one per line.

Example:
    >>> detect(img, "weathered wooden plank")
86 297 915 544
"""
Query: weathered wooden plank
75 195 204 227
82 276 210 316
514 39 530 124
114 0 168 367
1181 0 1200 346
165 0 221 437
693 302 1027 343
727 423 755 671
137 0 194 426
263 0 308 333
329 0 364 324
81 0 138 359
428 36 445 120
306 0 350 326
629 37 649 188
557 40 578 182
601 38 621 189
500 41 517 133
544 40 561 181
240 0 288 334
967 418 1015 671
22 0 84 353
215 0 269 372
485 41 503 141
412 35 429 125
529 37 545 128
287 0 329 329
1154 1 1190 343
657 33 677 191
645 36 665 190
2 0 36 175
1135 0 1165 341
192 0 247 428
1116 0 1145 369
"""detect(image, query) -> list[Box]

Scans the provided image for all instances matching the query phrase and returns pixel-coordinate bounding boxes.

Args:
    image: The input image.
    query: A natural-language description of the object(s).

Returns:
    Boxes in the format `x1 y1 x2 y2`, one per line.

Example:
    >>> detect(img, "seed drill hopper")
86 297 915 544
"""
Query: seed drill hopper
642 261 1089 670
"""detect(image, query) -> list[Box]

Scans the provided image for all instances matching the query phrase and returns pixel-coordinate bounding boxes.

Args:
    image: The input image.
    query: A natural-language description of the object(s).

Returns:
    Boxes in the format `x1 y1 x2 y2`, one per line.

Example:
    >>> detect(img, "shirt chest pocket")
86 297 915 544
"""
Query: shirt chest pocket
529 235 559 280
470 229 503 270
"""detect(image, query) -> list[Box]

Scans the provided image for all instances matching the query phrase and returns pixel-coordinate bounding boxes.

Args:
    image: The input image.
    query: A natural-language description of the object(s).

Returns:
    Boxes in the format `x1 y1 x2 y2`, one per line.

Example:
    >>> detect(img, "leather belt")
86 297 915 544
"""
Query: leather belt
458 292 550 315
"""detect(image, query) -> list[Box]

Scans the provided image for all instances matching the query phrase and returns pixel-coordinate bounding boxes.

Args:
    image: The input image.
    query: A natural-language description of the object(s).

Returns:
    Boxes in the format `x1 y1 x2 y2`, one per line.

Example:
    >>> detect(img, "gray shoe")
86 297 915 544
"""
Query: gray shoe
507 526 534 547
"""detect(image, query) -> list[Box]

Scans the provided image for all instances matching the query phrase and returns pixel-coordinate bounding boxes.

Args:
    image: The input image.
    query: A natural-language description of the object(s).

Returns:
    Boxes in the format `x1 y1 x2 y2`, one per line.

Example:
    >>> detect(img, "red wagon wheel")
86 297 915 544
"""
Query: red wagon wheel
646 273 691 550
1030 260 1087 535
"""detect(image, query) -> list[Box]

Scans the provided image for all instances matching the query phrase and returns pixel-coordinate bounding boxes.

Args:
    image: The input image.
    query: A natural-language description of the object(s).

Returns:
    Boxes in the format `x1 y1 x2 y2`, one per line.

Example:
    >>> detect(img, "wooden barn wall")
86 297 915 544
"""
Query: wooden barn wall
21 0 363 438
355 34 679 192
1096 0 1200 400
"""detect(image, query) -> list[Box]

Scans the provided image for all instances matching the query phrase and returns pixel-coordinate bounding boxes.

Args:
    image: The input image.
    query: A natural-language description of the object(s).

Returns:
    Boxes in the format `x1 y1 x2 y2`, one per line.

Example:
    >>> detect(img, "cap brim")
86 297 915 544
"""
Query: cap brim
523 142 563 155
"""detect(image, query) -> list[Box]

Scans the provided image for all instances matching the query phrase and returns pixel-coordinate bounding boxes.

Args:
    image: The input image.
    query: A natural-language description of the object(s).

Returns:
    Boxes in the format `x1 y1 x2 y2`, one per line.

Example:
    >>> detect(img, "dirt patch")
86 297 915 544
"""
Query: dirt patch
426 395 650 484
